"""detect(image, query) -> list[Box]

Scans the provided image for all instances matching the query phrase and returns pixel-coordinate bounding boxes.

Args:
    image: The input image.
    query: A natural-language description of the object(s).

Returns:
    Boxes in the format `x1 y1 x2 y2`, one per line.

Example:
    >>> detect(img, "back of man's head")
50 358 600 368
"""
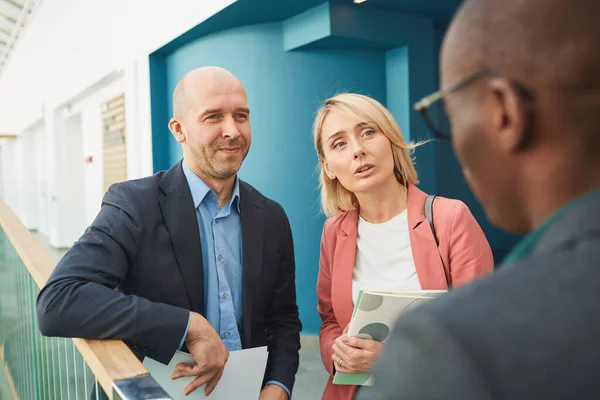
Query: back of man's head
441 0 600 234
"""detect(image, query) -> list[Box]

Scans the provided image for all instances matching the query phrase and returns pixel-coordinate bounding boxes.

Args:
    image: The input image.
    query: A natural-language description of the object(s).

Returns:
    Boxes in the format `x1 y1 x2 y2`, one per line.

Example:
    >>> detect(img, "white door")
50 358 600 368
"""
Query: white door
62 113 87 246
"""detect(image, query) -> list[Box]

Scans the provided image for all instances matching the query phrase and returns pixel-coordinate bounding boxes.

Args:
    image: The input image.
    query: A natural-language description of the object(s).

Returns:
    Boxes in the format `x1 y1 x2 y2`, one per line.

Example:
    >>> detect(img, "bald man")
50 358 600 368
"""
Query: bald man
37 67 301 399
361 0 600 399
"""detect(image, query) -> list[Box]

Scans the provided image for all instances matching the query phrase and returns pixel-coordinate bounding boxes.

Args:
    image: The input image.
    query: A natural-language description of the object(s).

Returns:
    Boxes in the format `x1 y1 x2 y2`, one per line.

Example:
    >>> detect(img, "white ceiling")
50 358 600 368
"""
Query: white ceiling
0 0 40 74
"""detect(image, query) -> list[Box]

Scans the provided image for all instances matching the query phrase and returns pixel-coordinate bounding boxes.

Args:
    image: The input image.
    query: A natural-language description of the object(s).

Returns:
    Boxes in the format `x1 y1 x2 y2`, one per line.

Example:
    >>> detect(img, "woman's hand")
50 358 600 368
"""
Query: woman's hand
331 332 384 374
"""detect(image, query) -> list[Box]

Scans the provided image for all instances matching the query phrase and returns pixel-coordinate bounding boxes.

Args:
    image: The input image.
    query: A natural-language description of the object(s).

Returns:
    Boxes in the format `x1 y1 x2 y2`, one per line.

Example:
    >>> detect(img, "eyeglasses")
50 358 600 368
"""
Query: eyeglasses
414 69 533 140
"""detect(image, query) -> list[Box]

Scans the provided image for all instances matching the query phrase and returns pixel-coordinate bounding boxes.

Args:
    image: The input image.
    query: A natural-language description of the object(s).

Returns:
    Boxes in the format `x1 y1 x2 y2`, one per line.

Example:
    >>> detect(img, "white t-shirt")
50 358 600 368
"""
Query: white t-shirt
352 209 421 305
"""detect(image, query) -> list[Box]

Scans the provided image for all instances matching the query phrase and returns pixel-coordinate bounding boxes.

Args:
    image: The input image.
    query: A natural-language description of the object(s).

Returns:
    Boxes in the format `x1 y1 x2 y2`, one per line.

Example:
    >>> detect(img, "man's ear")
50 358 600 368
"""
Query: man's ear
168 118 186 144
488 78 531 152
321 158 336 180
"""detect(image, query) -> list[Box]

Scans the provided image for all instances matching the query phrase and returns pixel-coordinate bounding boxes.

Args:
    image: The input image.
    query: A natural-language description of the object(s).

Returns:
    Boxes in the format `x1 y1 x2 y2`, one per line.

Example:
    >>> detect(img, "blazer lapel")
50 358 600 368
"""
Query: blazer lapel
331 211 359 328
239 181 264 347
158 162 205 313
407 184 449 289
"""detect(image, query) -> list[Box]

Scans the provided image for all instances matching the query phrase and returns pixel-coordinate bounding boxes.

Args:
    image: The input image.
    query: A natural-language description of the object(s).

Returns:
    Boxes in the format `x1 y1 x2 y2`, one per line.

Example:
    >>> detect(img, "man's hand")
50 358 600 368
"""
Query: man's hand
259 384 288 400
170 312 229 396
332 334 384 375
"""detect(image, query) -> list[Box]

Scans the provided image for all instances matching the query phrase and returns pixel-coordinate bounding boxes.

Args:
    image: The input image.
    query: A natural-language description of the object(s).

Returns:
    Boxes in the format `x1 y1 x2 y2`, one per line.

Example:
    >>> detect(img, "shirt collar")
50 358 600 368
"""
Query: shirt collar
182 160 241 212
502 186 600 265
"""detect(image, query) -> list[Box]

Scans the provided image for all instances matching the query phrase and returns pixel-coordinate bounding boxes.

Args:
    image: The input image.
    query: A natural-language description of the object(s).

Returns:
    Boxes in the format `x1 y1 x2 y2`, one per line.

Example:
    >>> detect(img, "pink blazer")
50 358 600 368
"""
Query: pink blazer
317 184 494 400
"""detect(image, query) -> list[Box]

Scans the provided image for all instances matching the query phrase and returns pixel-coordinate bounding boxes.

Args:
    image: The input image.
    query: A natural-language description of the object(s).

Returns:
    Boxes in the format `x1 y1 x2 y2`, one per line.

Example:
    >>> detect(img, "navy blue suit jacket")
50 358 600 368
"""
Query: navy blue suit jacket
36 161 302 391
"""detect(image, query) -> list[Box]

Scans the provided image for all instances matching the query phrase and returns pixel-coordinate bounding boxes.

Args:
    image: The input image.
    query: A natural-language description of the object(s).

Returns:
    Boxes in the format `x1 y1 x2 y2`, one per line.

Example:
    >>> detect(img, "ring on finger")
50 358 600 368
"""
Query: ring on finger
338 358 344 367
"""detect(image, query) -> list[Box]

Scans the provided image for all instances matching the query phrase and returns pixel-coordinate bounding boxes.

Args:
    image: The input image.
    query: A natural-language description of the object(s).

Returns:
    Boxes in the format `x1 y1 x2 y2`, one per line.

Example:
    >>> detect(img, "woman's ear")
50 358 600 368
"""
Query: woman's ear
321 158 336 180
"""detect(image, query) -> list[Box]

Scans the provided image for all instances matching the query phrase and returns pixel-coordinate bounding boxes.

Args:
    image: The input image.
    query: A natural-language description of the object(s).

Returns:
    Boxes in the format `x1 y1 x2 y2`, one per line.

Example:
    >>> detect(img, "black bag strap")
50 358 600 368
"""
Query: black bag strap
424 195 439 245
424 195 450 287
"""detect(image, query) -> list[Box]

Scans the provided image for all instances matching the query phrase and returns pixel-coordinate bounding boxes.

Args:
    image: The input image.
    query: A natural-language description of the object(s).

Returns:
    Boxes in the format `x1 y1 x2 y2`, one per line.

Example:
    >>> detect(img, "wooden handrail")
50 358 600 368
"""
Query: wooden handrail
0 197 150 399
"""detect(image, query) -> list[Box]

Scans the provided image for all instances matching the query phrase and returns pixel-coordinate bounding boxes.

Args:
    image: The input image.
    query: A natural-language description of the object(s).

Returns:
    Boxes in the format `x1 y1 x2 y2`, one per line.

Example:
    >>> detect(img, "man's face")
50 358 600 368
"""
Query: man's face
180 79 251 180
440 33 522 233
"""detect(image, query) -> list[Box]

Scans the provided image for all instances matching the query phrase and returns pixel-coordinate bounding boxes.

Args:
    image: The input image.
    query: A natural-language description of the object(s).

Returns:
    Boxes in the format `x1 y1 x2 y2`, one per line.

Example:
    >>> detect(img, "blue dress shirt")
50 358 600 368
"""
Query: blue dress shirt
180 161 289 397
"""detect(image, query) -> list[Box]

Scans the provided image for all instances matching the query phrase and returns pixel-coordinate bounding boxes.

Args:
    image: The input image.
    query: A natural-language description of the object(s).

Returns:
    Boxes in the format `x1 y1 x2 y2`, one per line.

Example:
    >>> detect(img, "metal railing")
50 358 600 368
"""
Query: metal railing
0 197 171 400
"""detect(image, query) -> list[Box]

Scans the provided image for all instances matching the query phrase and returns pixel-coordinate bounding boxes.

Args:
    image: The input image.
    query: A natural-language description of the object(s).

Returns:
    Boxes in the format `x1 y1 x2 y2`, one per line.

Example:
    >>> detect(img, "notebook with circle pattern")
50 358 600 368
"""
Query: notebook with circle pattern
333 289 446 386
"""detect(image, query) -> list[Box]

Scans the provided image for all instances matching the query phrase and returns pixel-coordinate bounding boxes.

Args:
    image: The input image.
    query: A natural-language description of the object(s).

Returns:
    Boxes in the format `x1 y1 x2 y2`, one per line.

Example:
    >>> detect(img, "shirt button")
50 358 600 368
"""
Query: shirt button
218 255 223 261
224 332 230 338
223 293 228 300
215 219 219 224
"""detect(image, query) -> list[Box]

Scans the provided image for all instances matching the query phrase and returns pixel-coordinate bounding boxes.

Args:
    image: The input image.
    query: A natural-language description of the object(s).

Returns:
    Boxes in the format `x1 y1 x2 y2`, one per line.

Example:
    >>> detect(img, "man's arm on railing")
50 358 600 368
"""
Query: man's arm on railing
0 196 173 400
36 184 189 364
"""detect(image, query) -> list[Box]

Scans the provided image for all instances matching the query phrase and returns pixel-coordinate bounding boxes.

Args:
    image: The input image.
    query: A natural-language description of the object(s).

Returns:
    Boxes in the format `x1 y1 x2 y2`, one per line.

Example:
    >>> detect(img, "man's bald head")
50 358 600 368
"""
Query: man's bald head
167 66 251 184
440 0 600 234
444 0 600 119
172 67 246 121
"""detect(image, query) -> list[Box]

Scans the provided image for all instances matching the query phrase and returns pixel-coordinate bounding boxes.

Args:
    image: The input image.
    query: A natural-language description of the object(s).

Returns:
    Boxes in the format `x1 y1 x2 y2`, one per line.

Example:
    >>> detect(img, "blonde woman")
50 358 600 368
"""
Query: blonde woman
314 93 494 400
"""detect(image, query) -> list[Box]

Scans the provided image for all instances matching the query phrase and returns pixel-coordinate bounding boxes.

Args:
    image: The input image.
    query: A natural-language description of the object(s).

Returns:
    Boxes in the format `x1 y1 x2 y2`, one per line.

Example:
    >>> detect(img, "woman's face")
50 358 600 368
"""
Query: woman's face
320 111 397 196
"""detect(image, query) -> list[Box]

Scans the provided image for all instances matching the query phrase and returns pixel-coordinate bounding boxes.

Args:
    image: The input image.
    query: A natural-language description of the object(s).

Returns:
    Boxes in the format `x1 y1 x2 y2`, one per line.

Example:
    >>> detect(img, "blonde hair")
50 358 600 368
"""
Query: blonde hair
313 93 421 217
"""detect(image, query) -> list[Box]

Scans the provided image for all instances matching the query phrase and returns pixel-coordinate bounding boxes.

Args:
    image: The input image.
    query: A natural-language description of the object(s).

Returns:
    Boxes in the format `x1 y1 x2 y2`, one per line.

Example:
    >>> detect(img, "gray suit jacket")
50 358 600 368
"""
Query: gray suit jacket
361 193 600 400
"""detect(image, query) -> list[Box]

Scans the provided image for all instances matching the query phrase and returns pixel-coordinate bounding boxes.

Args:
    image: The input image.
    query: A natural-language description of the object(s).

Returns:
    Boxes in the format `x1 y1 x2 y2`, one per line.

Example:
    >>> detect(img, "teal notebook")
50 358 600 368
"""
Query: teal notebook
332 289 445 386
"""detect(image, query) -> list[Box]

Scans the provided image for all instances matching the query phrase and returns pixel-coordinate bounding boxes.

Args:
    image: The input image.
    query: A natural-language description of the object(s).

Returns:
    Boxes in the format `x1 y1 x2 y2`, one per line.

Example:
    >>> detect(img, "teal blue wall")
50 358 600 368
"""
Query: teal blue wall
161 22 387 334
149 56 170 172
385 37 438 195
149 0 517 335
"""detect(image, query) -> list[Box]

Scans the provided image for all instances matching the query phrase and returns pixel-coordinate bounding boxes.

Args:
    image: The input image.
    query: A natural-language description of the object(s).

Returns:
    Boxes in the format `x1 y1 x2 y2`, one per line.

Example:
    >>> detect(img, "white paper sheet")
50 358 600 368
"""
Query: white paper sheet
143 346 268 400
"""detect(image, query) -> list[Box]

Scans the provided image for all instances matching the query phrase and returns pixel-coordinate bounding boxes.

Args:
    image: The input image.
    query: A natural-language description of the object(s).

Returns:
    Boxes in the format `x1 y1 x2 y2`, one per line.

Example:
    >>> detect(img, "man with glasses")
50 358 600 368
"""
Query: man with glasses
361 0 600 398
